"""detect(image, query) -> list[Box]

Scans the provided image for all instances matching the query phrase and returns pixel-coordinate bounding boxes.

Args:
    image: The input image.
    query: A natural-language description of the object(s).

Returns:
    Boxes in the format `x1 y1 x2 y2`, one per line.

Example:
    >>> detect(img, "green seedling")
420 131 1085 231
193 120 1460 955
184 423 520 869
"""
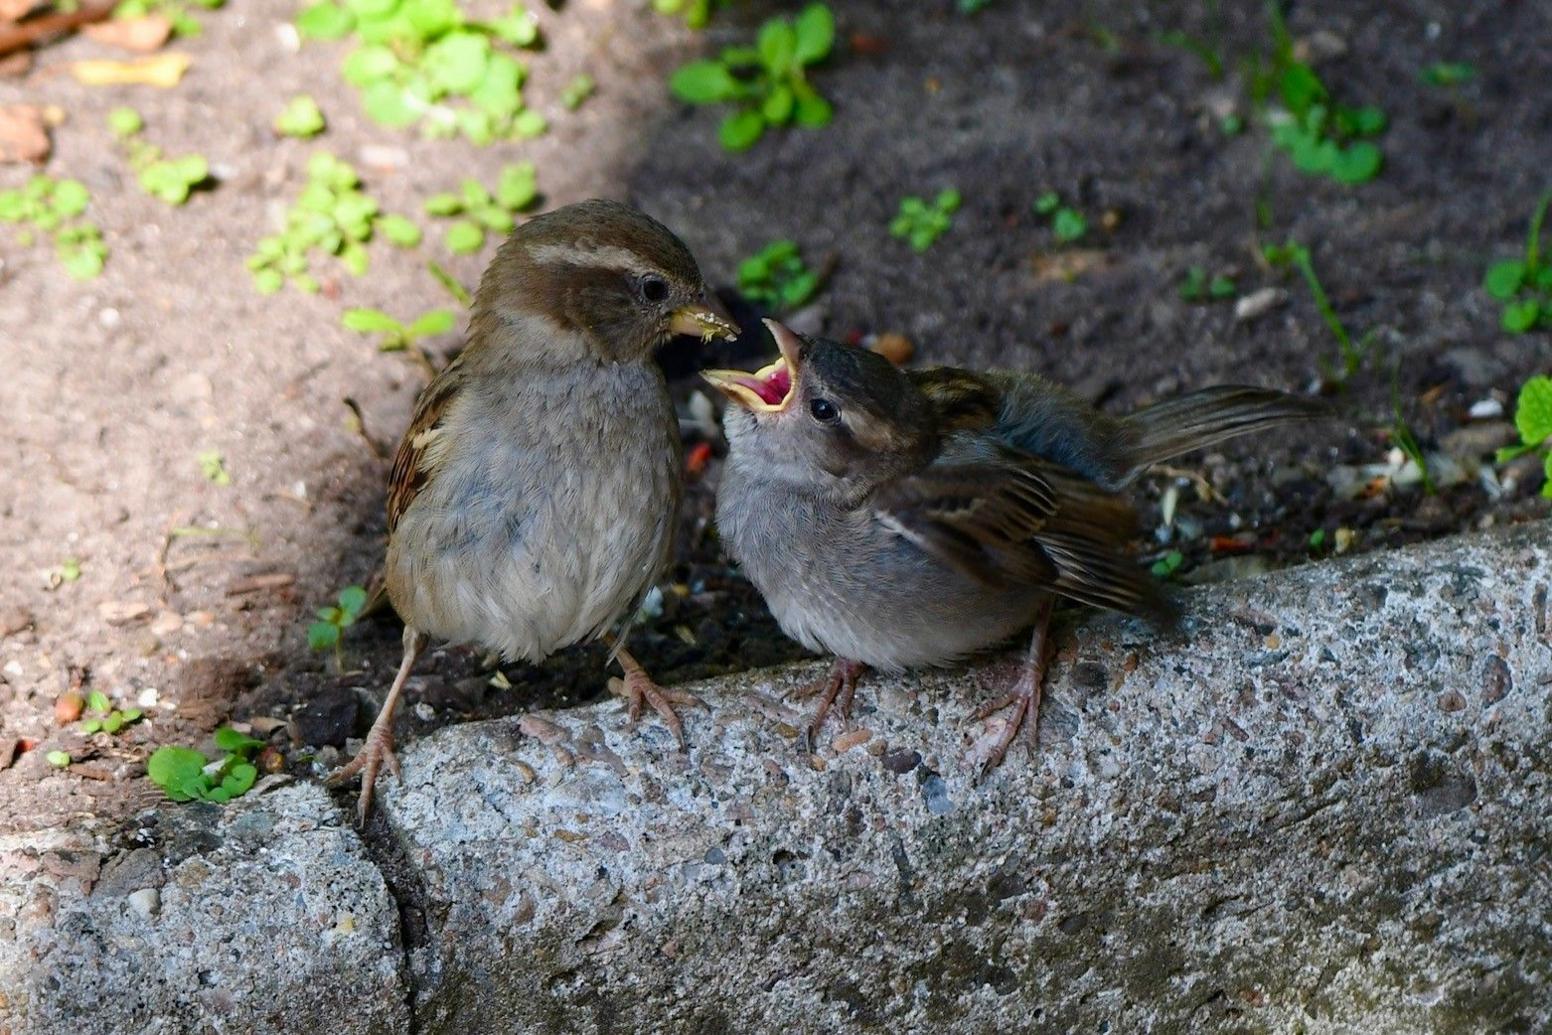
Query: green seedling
737 239 821 312
428 259 473 305
309 584 369 671
1496 375 1552 498
1253 4 1385 184
1419 62 1475 87
669 3 835 151
1390 374 1434 495
1151 550 1184 579
1482 192 1552 334
0 175 108 279
561 74 596 111
247 153 419 294
423 162 537 254
1179 266 1236 302
890 189 961 252
108 106 144 138
654 0 725 28
1263 239 1373 381
197 448 231 485
112 112 210 205
275 95 327 138
958 0 993 12
79 690 145 735
114 0 224 37
343 306 456 351
296 0 545 145
49 557 82 589
1157 28 1224 79
1034 191 1087 243
1307 528 1327 552
46 750 71 768
146 727 264 804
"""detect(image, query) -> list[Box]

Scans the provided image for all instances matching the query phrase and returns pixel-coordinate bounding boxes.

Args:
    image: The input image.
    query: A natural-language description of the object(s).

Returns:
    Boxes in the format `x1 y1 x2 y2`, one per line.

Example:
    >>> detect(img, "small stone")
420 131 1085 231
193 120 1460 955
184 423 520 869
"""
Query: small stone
149 611 183 637
98 307 121 329
1234 287 1287 323
1437 690 1466 713
413 701 435 722
1467 398 1503 420
127 887 160 919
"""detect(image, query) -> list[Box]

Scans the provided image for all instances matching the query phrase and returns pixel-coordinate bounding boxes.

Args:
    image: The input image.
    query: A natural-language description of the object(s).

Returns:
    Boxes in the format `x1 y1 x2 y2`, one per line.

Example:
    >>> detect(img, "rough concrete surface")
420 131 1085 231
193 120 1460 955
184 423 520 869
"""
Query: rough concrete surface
7 523 1547 1034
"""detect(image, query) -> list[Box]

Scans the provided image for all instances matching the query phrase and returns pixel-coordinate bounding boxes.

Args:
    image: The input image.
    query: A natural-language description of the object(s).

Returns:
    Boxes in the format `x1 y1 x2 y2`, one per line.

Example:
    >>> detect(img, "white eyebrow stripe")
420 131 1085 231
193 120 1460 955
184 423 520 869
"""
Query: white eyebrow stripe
529 242 646 271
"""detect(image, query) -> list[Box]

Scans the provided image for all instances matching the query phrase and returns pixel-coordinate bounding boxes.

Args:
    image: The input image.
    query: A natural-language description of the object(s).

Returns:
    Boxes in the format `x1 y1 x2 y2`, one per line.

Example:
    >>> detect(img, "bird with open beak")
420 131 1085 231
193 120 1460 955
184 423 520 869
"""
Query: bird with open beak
704 321 1328 775
329 199 738 820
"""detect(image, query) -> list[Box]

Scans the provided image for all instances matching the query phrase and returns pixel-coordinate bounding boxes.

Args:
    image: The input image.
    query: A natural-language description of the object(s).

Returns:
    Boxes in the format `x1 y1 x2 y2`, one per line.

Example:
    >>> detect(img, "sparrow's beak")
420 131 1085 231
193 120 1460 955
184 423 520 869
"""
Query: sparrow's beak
669 297 740 343
700 318 803 413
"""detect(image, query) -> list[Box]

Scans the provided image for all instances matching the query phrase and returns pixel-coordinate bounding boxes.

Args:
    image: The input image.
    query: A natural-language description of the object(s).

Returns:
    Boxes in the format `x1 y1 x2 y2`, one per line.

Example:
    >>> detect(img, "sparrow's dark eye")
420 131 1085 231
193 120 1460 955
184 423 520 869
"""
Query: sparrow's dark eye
640 276 670 303
809 398 840 424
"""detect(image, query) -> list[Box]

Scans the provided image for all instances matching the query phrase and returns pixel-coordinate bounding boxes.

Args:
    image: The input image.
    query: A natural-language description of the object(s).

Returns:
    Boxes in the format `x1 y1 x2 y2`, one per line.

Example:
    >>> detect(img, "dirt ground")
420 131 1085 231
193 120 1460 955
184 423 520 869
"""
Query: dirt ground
2 0 1548 837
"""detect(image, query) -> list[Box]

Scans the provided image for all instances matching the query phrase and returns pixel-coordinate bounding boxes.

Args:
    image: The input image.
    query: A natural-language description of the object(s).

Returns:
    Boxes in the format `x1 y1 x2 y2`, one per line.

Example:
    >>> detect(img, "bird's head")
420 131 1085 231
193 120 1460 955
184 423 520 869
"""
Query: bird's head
472 199 738 364
703 320 938 502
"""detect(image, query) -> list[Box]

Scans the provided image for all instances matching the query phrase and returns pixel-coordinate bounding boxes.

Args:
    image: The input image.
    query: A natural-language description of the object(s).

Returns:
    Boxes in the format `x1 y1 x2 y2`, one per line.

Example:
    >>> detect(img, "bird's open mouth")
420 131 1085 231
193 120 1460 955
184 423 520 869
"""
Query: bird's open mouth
700 319 802 413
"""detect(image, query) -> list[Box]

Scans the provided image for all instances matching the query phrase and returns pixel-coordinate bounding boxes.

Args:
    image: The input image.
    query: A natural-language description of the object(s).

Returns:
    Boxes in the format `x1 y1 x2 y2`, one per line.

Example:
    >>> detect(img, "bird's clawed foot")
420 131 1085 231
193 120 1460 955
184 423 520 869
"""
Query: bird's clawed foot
608 670 706 749
790 658 868 751
970 663 1044 782
326 719 401 825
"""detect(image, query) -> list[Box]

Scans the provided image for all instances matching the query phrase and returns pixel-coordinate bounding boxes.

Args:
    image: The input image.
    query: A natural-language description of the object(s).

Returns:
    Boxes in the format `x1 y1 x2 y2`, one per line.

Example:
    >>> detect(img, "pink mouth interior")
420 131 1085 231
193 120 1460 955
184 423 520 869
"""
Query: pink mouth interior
740 364 791 405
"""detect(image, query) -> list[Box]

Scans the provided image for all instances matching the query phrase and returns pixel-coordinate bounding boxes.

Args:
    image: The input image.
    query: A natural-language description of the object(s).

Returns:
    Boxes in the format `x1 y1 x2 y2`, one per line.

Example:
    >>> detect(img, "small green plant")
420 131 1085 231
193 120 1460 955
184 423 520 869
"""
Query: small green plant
1390 374 1434 495
1179 266 1236 302
654 0 725 28
114 0 224 37
1253 5 1385 184
669 3 835 151
79 690 145 735
309 585 369 670
197 448 231 485
46 750 72 768
247 153 420 294
1157 28 1224 79
1151 550 1184 578
737 240 821 312
423 162 537 254
111 111 210 205
296 0 545 144
958 0 993 12
49 557 83 588
146 727 264 804
890 189 961 252
1482 193 1552 334
1264 239 1373 381
343 307 456 351
0 176 108 279
275 95 327 138
427 259 473 305
1419 62 1475 87
1497 375 1552 498
1307 528 1327 552
560 74 595 111
1034 191 1087 243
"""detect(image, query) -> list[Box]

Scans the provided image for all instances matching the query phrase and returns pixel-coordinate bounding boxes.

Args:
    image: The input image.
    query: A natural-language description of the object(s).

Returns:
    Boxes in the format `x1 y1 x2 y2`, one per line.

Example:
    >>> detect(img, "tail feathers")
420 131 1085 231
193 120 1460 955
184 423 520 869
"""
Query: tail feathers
1120 386 1331 483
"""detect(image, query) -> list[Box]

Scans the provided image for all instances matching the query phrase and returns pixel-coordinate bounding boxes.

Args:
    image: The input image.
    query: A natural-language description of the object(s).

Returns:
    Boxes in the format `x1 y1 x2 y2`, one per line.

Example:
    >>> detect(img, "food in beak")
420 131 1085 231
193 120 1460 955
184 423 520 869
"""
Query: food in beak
669 303 740 343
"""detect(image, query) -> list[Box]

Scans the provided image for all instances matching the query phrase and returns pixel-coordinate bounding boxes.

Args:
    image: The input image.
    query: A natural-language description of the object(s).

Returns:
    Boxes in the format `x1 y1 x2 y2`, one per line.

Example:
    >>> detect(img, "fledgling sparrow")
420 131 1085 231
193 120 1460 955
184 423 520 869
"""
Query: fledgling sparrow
330 199 738 820
704 321 1327 774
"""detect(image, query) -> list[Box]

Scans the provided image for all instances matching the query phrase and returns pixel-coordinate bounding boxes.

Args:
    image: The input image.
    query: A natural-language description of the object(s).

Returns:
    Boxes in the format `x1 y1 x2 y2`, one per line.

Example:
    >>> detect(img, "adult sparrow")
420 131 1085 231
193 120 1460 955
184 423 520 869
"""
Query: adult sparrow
704 321 1327 774
330 199 738 820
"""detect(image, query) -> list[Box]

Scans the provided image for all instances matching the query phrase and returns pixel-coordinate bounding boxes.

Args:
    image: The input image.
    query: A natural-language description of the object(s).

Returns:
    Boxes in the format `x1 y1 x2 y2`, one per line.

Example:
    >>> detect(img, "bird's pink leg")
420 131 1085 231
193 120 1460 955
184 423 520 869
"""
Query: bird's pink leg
972 599 1053 779
328 625 428 823
790 658 868 750
606 642 706 749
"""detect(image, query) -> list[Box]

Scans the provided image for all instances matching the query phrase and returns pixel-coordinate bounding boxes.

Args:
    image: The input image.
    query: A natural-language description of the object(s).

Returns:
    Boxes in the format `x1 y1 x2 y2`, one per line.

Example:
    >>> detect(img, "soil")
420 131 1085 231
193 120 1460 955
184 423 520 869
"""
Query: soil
2 0 1548 835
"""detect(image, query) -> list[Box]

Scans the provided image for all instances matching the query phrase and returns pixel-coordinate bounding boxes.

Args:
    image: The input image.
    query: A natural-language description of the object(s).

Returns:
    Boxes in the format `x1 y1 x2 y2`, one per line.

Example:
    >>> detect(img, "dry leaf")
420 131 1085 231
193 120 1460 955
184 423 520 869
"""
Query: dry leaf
82 14 171 52
0 104 48 164
70 51 190 87
1030 249 1110 283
